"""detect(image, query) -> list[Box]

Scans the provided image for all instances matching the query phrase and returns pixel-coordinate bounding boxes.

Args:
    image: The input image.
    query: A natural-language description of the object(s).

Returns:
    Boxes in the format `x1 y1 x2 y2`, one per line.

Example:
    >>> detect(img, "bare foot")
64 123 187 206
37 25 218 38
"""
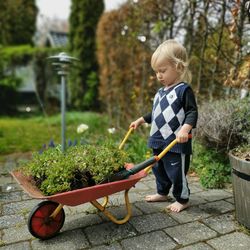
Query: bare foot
145 194 169 202
166 201 189 212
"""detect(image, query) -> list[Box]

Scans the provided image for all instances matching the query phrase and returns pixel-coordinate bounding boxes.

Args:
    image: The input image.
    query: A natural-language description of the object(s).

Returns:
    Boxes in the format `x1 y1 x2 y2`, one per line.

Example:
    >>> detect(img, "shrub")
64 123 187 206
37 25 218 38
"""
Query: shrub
20 143 134 195
196 97 250 152
193 97 250 188
191 141 231 188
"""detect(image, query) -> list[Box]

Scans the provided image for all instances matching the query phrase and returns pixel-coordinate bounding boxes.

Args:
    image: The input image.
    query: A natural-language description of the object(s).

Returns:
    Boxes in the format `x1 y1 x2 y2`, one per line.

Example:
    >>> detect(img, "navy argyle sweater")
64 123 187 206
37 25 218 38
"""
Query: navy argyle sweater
146 82 197 154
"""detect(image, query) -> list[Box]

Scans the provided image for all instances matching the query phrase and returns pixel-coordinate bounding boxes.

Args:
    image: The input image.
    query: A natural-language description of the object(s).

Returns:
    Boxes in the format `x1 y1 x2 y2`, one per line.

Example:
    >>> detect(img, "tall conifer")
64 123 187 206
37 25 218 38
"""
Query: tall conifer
69 0 104 109
0 0 37 45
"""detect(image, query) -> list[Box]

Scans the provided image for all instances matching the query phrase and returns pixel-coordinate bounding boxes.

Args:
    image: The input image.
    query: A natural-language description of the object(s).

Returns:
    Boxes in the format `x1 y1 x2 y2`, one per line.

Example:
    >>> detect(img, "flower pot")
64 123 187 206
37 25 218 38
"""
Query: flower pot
229 153 250 229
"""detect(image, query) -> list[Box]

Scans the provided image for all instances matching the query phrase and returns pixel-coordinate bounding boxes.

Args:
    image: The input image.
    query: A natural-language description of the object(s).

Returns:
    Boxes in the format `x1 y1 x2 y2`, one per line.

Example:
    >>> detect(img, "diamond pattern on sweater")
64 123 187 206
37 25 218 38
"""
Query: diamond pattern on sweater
159 123 173 139
150 85 185 140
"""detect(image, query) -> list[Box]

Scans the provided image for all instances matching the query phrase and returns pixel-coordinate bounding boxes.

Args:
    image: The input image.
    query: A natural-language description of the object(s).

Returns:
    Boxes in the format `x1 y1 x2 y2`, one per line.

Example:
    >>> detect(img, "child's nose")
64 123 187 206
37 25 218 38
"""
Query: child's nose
157 73 162 79
156 72 161 77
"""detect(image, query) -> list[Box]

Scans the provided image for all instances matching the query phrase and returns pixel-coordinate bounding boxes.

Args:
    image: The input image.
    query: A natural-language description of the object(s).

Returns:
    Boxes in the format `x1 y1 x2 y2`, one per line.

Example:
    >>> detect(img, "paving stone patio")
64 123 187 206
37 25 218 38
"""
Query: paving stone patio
1 154 250 249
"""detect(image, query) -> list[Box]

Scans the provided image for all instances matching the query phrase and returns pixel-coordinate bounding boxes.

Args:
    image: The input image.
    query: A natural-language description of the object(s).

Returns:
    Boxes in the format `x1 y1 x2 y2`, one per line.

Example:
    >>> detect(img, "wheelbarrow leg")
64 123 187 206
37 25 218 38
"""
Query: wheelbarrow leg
102 196 109 208
90 189 132 224
50 203 64 219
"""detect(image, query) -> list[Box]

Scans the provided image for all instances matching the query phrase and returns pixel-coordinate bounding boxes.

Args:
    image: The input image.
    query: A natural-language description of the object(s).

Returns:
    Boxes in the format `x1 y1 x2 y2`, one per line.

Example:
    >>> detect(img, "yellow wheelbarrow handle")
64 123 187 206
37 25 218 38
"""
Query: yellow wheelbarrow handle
118 127 134 150
144 138 178 173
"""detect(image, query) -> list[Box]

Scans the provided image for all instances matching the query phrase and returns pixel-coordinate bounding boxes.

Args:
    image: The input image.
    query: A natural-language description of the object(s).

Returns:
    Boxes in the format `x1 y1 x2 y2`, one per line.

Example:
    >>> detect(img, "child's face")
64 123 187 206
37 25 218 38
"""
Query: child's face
153 61 179 87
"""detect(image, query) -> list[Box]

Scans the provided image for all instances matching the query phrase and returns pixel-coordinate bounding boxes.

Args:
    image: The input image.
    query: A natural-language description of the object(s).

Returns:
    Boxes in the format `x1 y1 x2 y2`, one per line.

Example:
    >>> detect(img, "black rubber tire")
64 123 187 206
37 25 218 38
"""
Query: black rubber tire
28 200 65 240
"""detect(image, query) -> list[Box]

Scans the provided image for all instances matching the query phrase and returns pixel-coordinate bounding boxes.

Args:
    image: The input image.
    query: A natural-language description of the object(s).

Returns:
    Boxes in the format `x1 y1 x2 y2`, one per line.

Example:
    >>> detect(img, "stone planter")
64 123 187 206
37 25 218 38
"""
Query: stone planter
229 153 250 229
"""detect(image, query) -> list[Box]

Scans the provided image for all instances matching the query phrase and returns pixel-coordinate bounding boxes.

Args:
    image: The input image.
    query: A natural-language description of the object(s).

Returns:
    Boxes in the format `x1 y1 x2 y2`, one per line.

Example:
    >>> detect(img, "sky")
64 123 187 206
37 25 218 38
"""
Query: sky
36 0 127 19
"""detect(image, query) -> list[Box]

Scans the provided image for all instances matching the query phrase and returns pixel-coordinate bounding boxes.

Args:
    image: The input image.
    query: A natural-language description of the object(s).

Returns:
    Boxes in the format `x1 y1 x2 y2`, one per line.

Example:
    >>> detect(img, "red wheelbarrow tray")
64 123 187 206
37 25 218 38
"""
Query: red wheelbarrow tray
10 164 147 206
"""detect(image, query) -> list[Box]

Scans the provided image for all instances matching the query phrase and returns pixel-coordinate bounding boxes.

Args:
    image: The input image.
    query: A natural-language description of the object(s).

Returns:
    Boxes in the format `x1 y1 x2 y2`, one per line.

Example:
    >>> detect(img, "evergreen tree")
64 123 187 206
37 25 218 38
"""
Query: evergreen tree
69 0 104 109
0 0 37 45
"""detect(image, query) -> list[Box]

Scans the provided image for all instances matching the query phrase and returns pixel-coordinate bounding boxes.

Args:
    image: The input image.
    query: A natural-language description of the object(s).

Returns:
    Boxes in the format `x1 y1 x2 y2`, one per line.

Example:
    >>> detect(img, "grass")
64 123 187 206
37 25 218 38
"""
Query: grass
0 112 110 155
238 224 250 236
0 111 148 163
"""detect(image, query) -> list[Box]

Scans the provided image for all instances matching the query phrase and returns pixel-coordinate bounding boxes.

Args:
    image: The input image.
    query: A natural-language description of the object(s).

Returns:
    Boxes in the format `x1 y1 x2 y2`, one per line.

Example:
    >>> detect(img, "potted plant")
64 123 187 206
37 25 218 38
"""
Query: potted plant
224 33 250 228
229 144 250 229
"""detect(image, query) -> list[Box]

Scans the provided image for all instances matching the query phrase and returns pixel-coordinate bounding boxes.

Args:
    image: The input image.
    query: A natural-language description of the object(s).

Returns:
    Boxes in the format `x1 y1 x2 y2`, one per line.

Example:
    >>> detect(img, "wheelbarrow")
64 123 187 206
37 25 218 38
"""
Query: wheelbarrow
10 128 191 240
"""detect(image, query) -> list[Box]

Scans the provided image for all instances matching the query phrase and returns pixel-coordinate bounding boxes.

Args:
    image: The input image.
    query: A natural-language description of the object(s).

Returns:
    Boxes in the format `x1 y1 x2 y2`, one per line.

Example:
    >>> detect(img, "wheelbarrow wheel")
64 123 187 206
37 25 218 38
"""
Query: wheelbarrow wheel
28 201 65 240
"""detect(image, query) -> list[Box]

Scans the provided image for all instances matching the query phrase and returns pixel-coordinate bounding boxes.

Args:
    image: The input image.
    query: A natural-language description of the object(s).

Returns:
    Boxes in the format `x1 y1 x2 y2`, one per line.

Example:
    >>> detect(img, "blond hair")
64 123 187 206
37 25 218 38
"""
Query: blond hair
151 39 192 83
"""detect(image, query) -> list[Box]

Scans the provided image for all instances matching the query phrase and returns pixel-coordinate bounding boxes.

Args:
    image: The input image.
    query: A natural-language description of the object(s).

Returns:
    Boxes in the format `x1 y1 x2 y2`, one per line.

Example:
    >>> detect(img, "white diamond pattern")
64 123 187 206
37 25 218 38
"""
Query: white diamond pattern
176 108 185 122
153 99 162 119
162 105 175 122
159 123 173 139
150 120 159 136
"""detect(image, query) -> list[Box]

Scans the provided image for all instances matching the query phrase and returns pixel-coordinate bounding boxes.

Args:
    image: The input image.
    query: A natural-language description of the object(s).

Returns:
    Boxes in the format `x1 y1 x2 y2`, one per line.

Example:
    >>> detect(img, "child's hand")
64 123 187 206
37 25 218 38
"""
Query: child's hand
176 131 189 143
129 117 145 129
176 124 192 143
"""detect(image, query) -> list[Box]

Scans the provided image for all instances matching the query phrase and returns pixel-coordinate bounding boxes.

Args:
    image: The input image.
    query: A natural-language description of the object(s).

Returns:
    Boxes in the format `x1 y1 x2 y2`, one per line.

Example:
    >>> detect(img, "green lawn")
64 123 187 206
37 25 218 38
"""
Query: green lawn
0 112 110 155
0 111 149 163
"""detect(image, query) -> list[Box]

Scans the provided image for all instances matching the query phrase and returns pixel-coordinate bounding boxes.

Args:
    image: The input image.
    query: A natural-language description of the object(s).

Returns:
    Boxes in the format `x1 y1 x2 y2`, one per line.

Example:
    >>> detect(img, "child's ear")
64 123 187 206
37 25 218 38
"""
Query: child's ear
176 62 184 73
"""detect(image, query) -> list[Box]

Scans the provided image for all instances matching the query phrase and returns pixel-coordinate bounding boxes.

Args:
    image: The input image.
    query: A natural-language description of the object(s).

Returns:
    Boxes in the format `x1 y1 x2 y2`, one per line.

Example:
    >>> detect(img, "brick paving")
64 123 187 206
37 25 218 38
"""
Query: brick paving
1 154 250 250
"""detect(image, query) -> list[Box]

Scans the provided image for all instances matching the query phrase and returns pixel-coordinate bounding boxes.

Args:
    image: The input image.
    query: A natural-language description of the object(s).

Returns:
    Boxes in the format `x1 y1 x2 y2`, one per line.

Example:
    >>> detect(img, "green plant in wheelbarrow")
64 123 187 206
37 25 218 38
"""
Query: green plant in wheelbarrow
19 143 134 196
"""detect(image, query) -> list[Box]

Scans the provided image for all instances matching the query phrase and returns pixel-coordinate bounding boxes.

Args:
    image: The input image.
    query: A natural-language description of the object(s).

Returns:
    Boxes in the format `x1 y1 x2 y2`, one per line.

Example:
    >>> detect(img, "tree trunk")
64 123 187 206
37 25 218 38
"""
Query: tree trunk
209 0 226 100
169 0 175 38
185 0 197 56
196 0 210 96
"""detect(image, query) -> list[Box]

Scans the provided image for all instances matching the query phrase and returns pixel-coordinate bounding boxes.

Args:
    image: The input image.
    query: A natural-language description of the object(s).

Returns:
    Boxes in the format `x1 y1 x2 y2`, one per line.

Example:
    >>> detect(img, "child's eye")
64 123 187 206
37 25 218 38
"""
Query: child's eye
154 68 167 74
159 69 166 73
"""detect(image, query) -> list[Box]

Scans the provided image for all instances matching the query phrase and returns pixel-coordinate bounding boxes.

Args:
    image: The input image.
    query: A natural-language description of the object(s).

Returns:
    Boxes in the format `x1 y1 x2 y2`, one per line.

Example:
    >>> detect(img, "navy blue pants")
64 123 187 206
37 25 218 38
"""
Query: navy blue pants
152 149 190 204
